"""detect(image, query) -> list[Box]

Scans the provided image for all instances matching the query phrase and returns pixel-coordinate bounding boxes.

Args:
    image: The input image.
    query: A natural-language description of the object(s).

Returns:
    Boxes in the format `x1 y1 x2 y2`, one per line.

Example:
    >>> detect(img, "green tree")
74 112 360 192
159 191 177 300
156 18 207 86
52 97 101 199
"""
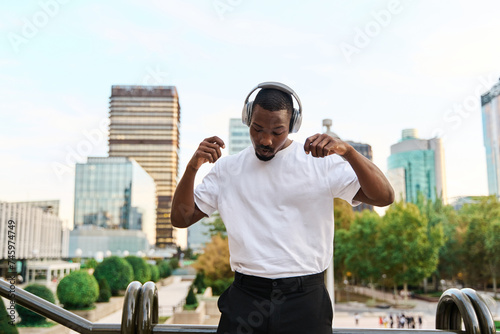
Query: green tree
193 271 207 293
486 220 500 298
334 198 355 230
344 210 382 299
0 299 18 333
202 212 227 238
333 198 356 286
93 256 134 295
415 193 446 291
379 201 440 299
125 256 152 284
57 270 99 309
16 284 55 325
185 285 198 308
437 207 464 284
193 234 232 281
459 196 500 288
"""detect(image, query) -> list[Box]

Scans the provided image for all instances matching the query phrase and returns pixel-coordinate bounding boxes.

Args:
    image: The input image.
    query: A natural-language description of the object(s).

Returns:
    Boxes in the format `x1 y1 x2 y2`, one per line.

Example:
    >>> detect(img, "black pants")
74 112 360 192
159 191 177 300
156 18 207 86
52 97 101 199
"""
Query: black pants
217 271 333 334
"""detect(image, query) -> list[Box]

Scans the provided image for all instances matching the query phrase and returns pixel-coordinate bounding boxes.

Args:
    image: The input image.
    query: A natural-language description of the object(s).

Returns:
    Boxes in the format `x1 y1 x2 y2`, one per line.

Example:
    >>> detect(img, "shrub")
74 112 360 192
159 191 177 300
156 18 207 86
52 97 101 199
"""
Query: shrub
184 285 198 308
169 258 179 270
158 260 172 278
0 298 19 333
82 258 98 269
16 284 55 325
207 277 233 296
97 278 111 303
193 271 206 293
149 264 160 282
57 270 99 309
93 256 133 295
125 256 151 284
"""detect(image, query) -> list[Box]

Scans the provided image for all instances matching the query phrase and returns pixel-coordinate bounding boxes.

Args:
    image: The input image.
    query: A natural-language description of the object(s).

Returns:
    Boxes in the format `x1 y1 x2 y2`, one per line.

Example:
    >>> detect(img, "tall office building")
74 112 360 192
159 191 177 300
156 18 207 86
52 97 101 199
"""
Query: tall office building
322 119 373 211
481 79 500 195
387 129 447 203
229 118 252 155
74 157 156 242
108 86 180 248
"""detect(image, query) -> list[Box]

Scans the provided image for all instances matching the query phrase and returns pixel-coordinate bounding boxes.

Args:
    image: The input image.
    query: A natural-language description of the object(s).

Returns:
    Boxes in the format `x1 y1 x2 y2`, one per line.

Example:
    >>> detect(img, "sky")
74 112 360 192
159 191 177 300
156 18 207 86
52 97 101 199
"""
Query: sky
1 0 500 240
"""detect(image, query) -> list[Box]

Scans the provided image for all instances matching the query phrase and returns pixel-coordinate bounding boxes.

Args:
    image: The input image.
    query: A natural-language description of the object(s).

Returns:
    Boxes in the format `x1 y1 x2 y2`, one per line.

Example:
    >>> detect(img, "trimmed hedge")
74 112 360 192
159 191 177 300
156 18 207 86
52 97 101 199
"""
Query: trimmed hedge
97 278 111 303
0 297 19 333
57 270 99 309
157 260 172 278
16 284 55 325
149 264 160 282
125 256 151 284
185 285 198 308
93 256 134 295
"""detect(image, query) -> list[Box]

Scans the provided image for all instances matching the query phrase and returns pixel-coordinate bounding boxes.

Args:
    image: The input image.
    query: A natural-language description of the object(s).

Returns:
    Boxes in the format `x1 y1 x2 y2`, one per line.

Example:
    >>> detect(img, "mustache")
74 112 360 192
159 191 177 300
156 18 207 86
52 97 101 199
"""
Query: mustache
258 145 272 151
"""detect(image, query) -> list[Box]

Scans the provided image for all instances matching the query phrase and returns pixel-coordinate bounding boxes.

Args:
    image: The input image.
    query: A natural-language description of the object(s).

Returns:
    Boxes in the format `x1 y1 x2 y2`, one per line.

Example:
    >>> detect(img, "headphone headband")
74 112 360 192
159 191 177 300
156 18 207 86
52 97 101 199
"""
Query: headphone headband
242 81 303 133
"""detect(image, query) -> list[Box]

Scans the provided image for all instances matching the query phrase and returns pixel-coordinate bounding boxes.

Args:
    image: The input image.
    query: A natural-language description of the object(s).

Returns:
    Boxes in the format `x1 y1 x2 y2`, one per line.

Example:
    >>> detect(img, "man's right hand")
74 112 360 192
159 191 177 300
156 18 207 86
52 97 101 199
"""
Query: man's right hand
187 136 225 170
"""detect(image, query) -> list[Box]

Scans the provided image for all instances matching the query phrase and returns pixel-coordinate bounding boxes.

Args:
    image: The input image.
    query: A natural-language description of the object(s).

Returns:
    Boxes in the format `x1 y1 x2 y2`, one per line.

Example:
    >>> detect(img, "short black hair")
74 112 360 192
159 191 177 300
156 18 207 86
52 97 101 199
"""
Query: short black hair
253 88 293 116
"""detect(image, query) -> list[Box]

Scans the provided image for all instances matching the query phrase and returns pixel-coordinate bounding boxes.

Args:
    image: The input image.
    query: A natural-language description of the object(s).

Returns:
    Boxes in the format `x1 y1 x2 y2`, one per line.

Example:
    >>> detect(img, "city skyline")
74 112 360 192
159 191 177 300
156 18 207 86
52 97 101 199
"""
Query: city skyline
1 1 500 233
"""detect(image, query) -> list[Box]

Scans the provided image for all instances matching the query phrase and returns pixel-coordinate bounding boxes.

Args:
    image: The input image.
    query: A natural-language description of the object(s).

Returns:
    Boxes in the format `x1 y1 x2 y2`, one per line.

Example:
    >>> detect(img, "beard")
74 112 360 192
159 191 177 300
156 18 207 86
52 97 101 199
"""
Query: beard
255 152 275 161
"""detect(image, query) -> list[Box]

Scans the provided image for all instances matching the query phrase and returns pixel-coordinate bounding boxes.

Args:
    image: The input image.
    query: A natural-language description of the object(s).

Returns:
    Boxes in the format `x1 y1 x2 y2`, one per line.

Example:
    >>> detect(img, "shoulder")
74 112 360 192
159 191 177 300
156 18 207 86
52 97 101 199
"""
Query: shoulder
214 146 252 169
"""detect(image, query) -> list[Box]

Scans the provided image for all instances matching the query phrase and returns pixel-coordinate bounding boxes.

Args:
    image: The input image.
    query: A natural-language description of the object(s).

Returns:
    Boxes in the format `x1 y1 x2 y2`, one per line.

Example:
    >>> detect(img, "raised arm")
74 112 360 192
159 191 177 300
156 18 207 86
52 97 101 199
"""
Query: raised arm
304 133 394 207
171 136 225 228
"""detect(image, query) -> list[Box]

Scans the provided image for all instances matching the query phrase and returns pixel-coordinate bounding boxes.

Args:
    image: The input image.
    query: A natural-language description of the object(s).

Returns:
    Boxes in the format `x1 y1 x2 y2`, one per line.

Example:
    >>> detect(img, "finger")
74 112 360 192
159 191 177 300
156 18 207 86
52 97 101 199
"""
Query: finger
324 142 337 156
310 134 326 157
200 146 220 163
316 137 332 157
202 142 223 159
205 136 225 149
198 152 214 163
304 134 320 153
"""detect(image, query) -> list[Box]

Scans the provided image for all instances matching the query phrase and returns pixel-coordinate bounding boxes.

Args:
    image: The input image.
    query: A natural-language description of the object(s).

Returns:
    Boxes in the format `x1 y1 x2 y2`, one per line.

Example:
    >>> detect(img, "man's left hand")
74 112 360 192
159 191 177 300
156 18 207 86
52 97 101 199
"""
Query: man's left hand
304 133 352 158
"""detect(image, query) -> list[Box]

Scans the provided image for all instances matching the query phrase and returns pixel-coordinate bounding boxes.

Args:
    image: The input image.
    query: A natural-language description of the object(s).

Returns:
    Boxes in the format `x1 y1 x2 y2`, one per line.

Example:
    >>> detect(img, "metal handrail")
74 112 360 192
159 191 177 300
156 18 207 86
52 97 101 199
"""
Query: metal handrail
138 281 159 334
1 278 497 334
436 288 480 334
0 278 121 333
461 288 496 334
122 281 142 334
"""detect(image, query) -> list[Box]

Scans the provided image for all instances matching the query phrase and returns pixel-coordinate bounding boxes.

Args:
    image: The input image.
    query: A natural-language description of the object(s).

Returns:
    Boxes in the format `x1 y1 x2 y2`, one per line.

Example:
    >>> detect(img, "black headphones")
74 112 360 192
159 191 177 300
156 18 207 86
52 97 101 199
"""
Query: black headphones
241 82 303 133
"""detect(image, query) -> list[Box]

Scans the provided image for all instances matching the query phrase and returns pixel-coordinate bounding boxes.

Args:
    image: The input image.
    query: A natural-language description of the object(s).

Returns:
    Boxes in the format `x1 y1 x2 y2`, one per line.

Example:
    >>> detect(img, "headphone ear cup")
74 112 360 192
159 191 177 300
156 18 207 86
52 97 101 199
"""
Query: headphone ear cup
290 108 302 133
242 101 253 126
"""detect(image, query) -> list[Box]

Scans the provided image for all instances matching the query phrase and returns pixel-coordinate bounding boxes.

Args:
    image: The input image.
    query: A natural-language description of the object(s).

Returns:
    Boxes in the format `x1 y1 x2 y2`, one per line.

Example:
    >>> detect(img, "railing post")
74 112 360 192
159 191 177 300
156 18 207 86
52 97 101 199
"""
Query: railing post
137 281 158 334
436 288 480 334
461 288 496 334
121 281 143 334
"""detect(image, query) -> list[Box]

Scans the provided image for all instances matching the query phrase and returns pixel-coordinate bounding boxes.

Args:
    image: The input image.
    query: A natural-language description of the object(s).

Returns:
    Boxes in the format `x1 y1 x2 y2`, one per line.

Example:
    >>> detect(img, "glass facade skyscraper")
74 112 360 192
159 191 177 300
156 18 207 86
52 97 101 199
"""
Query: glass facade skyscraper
387 129 447 203
481 79 500 195
229 118 252 155
74 157 156 243
108 85 180 248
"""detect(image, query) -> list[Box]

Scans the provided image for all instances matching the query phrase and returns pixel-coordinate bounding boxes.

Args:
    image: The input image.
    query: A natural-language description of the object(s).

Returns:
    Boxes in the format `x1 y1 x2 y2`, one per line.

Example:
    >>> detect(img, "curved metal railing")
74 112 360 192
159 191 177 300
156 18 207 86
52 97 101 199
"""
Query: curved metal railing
436 288 496 334
0 278 498 334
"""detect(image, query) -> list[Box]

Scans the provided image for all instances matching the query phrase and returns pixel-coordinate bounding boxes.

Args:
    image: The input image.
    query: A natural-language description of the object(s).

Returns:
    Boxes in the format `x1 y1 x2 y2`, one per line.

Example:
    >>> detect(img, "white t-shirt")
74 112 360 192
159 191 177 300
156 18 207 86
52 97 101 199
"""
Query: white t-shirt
194 140 360 279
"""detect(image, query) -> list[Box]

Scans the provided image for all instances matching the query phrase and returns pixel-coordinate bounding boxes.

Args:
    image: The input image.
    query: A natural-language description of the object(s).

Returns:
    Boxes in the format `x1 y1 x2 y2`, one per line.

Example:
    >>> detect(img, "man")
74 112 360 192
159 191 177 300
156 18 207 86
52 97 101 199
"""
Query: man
172 82 394 334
